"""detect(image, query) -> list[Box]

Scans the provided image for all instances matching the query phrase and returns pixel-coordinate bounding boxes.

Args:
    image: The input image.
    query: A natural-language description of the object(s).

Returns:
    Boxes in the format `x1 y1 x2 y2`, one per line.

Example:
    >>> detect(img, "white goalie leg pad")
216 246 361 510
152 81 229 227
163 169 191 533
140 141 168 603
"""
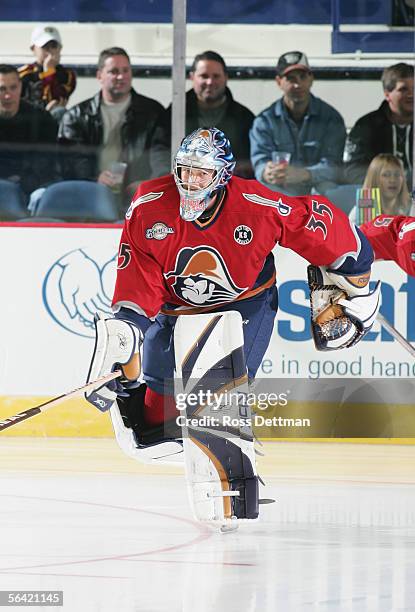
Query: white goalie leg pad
174 311 259 528
85 315 142 411
181 427 258 528
109 400 184 465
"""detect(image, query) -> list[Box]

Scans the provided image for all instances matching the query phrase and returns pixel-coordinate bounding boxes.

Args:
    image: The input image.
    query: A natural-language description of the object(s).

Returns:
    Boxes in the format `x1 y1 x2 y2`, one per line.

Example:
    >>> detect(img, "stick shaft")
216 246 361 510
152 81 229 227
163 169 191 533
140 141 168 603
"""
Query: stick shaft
377 313 415 359
0 370 122 432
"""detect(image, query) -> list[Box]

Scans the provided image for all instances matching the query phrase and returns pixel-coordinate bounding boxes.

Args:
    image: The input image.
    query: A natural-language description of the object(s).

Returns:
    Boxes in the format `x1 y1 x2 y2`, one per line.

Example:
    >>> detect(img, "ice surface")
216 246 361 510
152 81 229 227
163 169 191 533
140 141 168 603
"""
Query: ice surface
0 439 414 611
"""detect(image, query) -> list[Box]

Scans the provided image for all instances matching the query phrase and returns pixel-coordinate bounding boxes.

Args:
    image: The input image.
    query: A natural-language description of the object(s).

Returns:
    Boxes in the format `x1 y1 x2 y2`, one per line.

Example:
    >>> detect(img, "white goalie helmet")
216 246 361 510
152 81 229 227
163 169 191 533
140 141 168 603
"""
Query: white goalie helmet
173 127 236 221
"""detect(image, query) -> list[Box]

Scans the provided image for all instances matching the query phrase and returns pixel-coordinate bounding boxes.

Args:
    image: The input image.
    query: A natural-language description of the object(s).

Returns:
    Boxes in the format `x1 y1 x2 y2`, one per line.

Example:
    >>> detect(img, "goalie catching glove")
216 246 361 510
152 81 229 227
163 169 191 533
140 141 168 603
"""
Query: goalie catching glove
85 314 143 411
308 265 381 351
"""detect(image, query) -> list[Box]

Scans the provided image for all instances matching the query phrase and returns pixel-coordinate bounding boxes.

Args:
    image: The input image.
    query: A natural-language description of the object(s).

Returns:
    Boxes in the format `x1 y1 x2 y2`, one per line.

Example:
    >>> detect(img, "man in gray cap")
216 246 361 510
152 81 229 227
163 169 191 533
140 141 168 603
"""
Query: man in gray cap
250 50 346 196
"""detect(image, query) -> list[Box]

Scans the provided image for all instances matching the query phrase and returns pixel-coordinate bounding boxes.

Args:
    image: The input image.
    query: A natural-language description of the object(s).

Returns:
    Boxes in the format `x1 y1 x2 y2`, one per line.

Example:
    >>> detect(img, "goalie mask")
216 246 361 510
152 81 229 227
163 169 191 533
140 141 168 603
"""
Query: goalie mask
174 127 236 222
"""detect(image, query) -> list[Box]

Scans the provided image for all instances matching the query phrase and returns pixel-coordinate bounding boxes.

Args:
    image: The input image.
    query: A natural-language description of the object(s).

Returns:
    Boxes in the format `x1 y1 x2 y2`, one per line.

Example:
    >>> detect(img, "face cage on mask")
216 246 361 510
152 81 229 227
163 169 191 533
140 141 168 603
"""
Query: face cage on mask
175 162 221 221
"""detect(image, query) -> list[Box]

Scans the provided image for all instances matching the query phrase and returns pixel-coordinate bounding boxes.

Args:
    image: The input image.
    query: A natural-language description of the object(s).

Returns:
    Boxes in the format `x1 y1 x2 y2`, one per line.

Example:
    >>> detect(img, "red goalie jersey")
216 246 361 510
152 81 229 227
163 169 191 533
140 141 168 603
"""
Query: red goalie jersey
113 174 371 318
360 215 415 277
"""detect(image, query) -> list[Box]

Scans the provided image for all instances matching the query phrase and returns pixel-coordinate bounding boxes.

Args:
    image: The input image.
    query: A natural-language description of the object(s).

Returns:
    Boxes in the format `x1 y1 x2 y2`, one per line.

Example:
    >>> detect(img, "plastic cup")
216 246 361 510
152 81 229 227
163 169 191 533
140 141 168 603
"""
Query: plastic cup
271 151 291 166
110 161 127 194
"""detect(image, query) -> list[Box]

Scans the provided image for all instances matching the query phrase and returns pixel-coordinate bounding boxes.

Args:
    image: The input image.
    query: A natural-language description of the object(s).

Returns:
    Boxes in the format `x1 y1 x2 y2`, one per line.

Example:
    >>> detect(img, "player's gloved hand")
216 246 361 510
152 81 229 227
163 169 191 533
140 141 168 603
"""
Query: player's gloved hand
308 265 381 350
85 314 143 412
336 284 381 335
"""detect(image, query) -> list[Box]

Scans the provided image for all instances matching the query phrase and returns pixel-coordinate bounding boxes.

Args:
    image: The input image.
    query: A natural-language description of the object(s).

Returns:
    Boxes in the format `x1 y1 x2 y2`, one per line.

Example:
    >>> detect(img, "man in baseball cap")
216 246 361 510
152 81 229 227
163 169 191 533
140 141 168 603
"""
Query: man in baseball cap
275 50 310 77
250 49 346 196
18 24 76 120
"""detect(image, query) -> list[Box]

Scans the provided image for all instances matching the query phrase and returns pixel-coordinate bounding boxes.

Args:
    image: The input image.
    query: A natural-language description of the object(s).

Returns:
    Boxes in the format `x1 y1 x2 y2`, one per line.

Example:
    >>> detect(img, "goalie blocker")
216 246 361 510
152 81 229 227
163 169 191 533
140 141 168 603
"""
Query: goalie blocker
85 314 143 412
308 265 381 351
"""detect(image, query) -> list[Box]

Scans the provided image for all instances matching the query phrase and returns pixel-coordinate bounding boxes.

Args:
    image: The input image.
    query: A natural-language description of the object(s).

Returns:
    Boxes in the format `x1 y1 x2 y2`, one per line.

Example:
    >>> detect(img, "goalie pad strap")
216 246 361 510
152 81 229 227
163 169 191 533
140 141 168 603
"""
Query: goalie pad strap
326 269 370 296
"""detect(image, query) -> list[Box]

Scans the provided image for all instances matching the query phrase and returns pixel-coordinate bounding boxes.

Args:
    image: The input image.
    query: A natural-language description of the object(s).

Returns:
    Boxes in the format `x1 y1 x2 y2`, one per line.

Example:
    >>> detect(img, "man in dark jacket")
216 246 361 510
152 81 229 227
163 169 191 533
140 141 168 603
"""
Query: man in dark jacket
151 50 255 178
344 63 413 188
58 47 165 206
0 64 57 200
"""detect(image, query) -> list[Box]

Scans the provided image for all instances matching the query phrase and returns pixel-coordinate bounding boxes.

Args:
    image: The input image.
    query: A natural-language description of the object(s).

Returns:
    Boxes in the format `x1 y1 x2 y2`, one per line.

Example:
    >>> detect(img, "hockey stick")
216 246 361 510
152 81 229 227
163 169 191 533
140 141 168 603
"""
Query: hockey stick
0 370 122 433
377 313 415 359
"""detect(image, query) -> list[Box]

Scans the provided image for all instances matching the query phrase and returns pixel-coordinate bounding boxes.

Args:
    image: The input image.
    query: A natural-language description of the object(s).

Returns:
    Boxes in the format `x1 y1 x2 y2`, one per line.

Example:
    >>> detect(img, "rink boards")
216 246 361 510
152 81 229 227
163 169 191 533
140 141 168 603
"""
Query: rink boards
0 222 414 440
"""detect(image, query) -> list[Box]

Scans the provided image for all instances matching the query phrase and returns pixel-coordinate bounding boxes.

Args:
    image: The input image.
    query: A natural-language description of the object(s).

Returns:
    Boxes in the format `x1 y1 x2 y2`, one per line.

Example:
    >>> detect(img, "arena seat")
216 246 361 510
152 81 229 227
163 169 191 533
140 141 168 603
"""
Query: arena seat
33 180 120 222
0 180 28 221
325 184 360 215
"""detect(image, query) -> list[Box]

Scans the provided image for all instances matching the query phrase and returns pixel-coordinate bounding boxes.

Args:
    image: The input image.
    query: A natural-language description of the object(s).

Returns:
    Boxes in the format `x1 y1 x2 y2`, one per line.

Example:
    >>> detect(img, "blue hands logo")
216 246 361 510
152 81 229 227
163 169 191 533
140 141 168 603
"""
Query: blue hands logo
42 249 116 338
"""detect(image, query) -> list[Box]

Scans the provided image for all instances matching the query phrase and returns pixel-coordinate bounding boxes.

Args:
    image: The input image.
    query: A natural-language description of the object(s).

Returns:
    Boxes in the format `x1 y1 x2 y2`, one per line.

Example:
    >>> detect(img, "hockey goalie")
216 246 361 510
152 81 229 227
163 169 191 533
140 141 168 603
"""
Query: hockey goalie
85 127 380 529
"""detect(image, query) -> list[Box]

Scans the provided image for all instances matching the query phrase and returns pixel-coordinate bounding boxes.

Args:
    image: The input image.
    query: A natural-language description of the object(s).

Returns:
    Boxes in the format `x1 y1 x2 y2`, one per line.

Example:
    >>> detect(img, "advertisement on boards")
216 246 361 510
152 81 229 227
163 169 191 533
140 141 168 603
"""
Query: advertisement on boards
0 225 413 400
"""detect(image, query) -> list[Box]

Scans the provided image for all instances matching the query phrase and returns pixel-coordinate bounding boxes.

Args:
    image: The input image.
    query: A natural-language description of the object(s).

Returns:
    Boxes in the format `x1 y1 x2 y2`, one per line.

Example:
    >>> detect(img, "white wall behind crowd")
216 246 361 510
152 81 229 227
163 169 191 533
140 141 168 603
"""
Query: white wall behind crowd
0 225 413 397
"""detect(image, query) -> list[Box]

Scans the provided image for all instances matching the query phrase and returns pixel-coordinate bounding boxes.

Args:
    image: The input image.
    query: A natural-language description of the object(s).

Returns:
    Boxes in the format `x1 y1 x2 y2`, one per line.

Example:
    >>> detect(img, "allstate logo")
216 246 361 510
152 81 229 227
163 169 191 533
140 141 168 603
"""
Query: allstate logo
42 248 116 338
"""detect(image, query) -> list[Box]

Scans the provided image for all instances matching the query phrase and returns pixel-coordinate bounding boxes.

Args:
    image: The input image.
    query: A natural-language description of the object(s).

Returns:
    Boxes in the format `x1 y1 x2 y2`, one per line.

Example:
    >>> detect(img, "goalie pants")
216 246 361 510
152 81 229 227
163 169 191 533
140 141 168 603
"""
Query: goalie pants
142 286 278 397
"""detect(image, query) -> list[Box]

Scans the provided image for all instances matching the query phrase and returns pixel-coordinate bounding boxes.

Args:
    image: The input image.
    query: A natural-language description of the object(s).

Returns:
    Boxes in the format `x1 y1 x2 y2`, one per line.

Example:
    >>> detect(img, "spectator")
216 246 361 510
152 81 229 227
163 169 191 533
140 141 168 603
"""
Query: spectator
349 153 412 224
18 25 76 122
151 50 255 178
392 0 415 26
58 47 165 209
250 50 346 196
344 63 413 188
0 64 58 201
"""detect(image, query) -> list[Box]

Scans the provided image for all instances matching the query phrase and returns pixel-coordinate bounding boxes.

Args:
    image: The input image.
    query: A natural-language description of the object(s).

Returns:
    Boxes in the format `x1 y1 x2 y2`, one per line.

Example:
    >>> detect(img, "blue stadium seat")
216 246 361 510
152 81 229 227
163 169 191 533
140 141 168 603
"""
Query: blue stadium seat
324 184 360 215
0 180 27 220
34 180 120 222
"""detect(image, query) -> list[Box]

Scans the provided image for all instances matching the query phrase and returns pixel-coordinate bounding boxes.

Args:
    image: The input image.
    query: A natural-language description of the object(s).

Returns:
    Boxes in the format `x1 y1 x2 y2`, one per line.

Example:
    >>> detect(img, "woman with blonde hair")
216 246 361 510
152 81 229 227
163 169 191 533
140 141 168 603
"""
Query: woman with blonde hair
349 153 412 223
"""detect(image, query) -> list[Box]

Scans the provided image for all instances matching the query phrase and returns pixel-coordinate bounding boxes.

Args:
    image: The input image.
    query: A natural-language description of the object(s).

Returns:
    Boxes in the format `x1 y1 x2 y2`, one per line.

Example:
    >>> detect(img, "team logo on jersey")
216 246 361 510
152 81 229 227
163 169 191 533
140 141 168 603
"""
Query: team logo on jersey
234 225 253 245
145 222 174 240
399 221 415 240
164 246 248 306
125 191 164 220
242 193 292 216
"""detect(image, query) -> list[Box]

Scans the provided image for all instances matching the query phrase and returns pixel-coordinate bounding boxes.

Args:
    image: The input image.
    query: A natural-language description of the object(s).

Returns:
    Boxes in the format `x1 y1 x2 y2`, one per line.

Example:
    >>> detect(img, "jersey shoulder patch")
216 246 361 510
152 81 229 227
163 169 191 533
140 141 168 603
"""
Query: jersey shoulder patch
398 219 415 240
125 191 164 220
242 192 292 216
